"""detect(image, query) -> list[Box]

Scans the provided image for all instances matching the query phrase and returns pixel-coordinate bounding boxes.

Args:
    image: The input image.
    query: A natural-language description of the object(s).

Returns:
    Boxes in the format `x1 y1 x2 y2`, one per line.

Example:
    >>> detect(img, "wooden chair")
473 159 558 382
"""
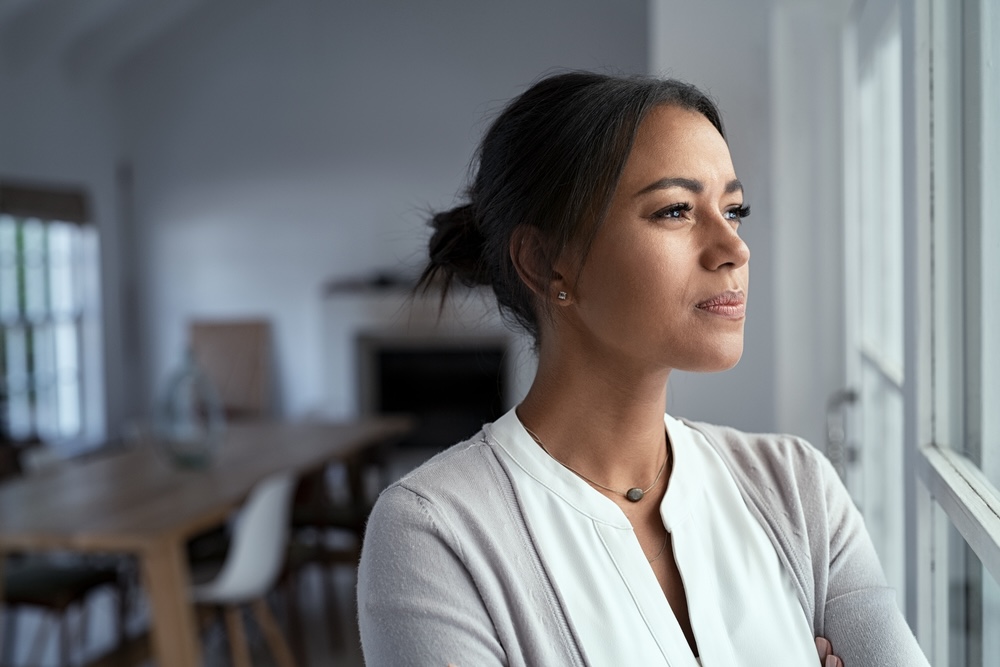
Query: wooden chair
189 319 272 421
282 441 395 660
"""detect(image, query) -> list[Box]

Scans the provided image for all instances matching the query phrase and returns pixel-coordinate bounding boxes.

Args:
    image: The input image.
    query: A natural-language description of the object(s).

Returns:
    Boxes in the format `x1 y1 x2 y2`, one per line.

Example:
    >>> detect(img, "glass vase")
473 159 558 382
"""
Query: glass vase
156 348 226 469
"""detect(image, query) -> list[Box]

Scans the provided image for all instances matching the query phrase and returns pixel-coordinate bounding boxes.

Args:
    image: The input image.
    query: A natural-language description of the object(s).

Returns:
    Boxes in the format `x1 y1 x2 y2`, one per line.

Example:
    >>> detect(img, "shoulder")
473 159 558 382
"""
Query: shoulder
359 429 582 666
680 419 838 502
376 430 510 512
679 418 851 549
360 429 519 599
364 430 520 556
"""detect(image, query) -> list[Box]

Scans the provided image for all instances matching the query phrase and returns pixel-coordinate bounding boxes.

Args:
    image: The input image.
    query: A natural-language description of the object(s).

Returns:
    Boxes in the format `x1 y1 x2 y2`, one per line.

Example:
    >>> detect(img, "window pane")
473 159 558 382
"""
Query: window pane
3 324 32 438
20 218 47 319
851 11 906 601
47 222 77 315
985 566 1000 661
0 216 17 319
977 0 1000 488
858 25 904 374
859 360 905 598
942 509 1000 667
929 0 967 452
54 319 80 438
31 322 57 441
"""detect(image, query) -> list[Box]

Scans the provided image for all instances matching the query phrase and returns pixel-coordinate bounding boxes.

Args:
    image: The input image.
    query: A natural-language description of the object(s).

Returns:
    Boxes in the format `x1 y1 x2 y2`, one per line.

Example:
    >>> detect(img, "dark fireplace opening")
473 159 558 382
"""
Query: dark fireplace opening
358 334 508 450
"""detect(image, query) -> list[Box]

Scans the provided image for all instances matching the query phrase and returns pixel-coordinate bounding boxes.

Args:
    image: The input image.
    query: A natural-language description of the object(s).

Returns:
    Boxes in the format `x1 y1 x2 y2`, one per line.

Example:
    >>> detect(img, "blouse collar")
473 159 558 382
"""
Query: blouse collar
484 407 705 532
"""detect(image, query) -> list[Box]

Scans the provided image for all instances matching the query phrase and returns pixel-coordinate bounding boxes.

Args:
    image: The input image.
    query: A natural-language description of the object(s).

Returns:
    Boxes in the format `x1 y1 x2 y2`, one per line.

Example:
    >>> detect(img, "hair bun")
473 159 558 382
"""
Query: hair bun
423 203 491 289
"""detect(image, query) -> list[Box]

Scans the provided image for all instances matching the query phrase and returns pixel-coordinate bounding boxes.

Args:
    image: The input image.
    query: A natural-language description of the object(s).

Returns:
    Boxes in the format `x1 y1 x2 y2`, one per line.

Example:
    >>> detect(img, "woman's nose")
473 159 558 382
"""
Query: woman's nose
699 215 750 272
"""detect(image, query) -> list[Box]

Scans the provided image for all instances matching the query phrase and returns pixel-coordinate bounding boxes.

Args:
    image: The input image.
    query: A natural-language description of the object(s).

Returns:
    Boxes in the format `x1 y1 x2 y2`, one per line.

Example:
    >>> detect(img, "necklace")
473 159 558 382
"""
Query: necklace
647 532 668 563
521 424 669 503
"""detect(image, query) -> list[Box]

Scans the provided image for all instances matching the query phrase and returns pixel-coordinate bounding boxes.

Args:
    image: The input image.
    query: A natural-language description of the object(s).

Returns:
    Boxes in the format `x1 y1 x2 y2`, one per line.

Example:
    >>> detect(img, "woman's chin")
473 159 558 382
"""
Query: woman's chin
678 345 744 373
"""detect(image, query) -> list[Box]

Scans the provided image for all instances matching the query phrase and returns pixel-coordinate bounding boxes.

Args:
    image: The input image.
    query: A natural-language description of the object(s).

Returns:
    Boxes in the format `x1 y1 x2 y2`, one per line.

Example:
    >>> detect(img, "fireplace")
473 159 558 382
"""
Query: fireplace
357 332 510 450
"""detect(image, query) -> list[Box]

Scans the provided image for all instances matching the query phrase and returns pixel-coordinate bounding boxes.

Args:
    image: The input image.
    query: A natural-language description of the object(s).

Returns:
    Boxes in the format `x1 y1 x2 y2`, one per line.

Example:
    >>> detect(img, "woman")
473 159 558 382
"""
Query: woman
357 72 929 666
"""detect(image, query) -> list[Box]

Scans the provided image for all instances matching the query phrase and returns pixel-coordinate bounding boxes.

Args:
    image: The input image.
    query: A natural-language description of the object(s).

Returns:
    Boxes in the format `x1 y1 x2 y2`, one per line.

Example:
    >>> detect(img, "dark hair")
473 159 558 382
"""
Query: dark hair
417 71 725 344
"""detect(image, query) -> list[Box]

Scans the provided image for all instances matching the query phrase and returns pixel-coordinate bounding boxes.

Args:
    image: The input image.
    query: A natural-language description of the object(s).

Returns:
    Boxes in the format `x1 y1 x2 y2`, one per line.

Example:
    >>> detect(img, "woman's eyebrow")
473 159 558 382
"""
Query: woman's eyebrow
635 177 744 197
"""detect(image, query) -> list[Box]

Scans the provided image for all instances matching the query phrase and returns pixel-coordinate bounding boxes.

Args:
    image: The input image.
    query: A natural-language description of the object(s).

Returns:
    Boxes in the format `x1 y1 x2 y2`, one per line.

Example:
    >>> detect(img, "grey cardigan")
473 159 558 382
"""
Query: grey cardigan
358 420 930 666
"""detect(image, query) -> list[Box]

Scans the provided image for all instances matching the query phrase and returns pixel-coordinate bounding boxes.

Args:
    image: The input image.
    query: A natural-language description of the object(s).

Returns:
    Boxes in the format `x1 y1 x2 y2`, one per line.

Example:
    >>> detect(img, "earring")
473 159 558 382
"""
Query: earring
557 291 568 301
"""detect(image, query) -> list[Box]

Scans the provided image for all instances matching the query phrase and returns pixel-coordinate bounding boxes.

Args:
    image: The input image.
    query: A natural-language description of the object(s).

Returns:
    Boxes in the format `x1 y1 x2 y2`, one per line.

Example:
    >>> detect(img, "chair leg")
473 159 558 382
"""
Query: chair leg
27 613 53 667
59 612 71 667
77 604 90 667
223 605 253 667
116 577 129 643
322 564 345 652
251 598 297 667
283 572 307 665
2 610 17 666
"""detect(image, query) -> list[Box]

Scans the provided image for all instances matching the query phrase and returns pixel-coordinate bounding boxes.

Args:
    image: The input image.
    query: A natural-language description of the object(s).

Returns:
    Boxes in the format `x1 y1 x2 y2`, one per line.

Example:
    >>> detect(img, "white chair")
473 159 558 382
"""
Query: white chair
191 471 298 667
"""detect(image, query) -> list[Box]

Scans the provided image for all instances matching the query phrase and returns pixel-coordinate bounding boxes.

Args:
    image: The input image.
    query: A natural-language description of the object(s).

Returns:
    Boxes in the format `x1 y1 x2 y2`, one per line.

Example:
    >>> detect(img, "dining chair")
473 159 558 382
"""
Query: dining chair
282 430 402 661
188 318 272 421
2 556 126 666
0 439 131 667
283 467 367 659
191 471 298 667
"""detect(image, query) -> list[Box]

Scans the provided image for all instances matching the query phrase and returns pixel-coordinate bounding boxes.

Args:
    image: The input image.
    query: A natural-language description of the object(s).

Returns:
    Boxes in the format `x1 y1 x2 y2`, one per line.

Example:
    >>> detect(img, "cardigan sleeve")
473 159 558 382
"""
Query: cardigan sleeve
357 484 508 667
812 447 931 667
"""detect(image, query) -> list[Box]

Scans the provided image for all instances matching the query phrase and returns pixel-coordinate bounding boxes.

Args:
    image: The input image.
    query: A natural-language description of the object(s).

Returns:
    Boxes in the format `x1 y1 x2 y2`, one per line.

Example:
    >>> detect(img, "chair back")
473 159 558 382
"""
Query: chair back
189 319 272 421
192 471 296 604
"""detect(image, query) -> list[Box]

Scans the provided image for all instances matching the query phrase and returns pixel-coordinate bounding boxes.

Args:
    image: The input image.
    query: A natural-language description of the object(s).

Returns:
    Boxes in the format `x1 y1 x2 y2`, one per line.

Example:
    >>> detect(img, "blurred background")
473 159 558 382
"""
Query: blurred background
0 0 804 446
1 0 997 665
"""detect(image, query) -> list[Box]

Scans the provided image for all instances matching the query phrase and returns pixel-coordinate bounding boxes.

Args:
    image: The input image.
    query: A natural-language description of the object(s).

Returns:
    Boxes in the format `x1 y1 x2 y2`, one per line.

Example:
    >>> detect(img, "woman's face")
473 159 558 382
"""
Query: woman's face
560 104 750 373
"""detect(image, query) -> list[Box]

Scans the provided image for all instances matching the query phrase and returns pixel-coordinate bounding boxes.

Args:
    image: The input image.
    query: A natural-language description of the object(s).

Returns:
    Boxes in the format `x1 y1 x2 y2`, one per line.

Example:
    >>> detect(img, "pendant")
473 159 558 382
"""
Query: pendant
626 488 644 502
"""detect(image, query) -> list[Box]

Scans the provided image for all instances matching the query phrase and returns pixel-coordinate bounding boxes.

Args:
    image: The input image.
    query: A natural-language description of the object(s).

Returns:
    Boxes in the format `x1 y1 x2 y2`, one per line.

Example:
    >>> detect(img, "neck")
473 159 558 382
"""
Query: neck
516 336 672 492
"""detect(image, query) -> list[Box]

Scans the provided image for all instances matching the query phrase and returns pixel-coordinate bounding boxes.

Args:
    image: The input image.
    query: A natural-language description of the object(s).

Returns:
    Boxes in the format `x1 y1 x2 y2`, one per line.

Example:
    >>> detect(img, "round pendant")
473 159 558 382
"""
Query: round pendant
626 488 644 502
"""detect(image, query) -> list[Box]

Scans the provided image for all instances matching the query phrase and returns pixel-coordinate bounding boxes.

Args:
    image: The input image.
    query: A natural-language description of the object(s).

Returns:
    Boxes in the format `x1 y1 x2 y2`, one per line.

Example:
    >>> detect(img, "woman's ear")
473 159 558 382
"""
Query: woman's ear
509 226 572 303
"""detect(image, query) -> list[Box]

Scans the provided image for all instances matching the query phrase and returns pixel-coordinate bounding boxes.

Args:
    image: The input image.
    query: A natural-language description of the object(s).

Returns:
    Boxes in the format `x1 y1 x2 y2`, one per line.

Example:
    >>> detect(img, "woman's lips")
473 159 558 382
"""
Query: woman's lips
695 291 746 319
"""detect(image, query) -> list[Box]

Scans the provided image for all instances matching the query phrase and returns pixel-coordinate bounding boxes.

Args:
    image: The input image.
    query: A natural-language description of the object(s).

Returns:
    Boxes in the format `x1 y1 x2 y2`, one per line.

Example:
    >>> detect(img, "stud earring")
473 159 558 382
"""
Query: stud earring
557 291 568 301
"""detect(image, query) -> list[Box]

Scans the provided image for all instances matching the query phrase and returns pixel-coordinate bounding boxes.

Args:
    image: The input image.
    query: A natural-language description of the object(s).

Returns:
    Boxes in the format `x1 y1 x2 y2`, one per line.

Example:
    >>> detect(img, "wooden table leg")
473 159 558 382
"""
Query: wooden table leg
224 606 252 667
141 539 202 667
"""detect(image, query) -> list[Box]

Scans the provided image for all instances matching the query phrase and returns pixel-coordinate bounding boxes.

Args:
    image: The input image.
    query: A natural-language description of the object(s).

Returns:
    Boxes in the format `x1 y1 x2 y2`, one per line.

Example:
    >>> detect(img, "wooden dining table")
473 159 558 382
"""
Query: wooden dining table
0 417 411 666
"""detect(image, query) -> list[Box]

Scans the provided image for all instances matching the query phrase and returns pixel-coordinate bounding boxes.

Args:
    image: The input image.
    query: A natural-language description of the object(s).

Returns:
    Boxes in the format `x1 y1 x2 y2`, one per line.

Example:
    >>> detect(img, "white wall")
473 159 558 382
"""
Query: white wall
0 55 122 446
649 0 778 433
116 0 648 419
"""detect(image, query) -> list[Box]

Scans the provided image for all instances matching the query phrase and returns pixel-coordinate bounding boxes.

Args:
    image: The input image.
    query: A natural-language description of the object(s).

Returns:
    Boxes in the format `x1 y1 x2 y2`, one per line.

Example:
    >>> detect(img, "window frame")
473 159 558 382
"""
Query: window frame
843 0 1000 660
904 0 1000 660
912 0 1000 586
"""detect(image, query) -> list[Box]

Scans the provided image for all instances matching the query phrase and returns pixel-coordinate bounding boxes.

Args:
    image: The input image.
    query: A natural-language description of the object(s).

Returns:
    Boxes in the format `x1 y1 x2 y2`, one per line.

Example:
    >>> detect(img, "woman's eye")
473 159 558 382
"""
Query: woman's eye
724 204 751 223
652 203 692 220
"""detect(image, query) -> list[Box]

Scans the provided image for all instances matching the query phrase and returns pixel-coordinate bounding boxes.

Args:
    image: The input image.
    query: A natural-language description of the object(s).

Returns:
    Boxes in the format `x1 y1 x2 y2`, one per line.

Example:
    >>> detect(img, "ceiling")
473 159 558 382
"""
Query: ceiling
0 0 245 80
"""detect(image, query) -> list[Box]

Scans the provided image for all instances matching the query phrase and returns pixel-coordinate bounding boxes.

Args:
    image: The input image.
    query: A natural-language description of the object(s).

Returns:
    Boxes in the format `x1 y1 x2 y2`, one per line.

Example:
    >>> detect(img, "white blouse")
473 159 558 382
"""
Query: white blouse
485 408 818 666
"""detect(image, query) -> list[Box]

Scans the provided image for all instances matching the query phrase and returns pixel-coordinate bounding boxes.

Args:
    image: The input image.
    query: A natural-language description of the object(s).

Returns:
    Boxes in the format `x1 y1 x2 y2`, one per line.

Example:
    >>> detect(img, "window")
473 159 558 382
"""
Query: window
0 184 98 445
844 5 907 603
913 0 1000 663
842 0 1000 662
